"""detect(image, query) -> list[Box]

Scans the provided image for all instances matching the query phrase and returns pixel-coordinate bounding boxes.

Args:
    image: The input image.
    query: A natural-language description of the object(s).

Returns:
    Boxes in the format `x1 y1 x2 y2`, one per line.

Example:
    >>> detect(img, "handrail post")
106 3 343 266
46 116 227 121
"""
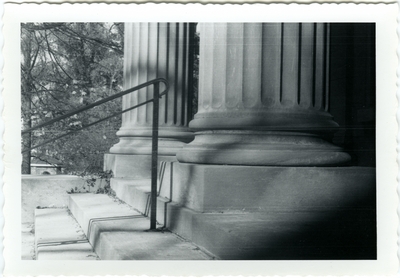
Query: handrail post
150 82 160 230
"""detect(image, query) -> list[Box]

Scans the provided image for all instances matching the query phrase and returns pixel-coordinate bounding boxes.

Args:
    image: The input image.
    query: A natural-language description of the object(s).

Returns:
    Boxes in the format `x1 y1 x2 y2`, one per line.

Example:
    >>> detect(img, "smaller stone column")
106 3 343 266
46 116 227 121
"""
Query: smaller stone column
106 23 195 178
110 23 194 156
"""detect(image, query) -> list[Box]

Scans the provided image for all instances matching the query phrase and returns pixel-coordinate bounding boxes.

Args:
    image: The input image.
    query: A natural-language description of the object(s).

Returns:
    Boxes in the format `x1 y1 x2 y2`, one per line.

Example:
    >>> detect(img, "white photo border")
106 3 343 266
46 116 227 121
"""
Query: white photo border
2 3 398 276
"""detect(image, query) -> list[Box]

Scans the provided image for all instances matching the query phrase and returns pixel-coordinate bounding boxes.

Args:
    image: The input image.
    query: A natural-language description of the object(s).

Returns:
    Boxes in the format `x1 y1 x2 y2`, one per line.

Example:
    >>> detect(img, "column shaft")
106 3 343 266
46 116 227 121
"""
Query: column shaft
192 23 336 130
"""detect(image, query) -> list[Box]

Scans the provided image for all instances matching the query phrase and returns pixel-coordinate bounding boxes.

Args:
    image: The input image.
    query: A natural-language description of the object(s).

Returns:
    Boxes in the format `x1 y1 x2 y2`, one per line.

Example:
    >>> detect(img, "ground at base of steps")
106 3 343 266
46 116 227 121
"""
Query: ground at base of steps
35 208 99 260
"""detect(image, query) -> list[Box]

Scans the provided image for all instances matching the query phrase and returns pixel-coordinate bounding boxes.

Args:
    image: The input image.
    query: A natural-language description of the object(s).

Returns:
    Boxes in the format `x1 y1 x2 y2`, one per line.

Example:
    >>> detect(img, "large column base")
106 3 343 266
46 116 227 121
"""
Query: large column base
177 131 351 166
165 163 376 259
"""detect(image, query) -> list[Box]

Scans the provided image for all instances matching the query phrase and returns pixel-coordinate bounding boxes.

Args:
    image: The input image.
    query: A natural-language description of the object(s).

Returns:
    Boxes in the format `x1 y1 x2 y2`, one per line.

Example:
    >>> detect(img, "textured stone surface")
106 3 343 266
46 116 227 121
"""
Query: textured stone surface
171 163 375 212
167 207 376 260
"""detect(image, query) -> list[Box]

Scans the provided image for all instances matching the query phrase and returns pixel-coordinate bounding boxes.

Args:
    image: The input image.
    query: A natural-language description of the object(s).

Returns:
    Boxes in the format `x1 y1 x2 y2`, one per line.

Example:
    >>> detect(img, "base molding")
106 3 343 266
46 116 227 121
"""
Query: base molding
177 131 351 166
104 153 176 178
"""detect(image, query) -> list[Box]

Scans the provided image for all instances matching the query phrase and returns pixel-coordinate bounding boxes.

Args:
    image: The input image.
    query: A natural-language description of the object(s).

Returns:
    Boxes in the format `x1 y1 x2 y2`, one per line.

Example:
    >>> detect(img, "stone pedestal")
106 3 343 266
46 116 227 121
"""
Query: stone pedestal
165 164 376 259
107 23 195 177
170 163 375 212
177 23 350 166
110 23 195 157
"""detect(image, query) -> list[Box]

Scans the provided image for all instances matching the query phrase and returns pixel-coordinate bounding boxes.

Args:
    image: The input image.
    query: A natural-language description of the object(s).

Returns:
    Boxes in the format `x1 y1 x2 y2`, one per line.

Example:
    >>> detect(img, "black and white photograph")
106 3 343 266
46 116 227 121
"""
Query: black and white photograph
2 2 398 277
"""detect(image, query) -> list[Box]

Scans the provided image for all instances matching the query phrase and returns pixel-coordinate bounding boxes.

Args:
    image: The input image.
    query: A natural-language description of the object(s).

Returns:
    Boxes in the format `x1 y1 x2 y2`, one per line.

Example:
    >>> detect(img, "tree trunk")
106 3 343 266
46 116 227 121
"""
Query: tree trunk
21 29 33 174
21 100 32 174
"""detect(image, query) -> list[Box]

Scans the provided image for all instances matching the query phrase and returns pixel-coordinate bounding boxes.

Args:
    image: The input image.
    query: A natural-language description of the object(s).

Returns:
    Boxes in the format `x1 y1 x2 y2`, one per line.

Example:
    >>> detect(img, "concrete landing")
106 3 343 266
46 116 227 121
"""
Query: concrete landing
69 193 215 260
35 208 98 260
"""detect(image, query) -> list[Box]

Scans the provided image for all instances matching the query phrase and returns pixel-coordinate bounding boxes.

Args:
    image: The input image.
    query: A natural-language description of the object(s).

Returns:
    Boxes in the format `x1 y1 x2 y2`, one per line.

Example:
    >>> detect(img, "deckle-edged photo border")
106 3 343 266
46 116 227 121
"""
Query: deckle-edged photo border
2 2 398 276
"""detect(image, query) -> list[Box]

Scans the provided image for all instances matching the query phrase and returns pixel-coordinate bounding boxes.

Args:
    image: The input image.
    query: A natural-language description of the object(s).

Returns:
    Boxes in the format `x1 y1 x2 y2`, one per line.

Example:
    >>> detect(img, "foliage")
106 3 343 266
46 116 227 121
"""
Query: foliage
21 23 124 174
191 29 200 117
92 170 115 195
67 170 114 195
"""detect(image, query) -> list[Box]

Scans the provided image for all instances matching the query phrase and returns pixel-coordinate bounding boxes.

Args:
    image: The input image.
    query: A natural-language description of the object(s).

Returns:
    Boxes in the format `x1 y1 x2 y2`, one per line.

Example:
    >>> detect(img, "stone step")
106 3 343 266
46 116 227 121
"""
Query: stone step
111 178 170 225
34 208 98 260
166 202 377 260
68 193 216 260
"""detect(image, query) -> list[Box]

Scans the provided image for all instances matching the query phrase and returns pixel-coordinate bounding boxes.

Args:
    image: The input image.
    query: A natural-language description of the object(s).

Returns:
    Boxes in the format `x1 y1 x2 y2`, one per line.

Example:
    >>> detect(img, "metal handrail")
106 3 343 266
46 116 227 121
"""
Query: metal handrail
21 77 169 230
22 78 168 137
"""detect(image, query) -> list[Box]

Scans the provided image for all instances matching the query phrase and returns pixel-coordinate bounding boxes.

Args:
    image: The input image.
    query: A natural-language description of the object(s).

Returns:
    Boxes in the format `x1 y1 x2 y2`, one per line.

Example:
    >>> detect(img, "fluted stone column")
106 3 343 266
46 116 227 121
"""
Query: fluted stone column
110 23 194 156
177 23 350 166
